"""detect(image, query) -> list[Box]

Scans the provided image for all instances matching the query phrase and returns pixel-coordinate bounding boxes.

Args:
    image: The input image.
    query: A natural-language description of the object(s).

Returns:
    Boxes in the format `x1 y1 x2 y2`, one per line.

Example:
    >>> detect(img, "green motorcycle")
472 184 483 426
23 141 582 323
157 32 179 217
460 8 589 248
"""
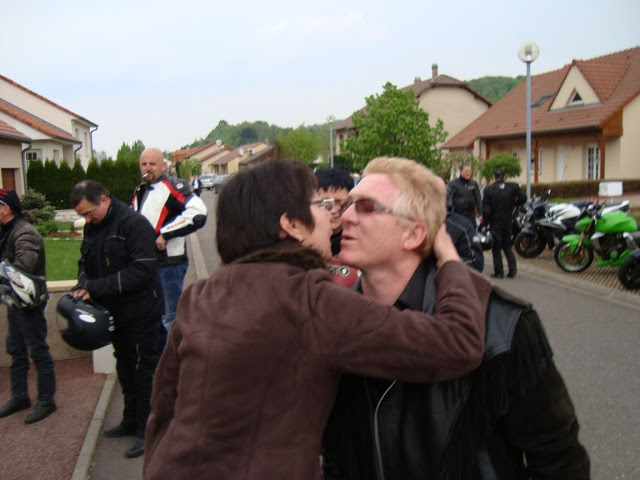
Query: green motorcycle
554 201 640 273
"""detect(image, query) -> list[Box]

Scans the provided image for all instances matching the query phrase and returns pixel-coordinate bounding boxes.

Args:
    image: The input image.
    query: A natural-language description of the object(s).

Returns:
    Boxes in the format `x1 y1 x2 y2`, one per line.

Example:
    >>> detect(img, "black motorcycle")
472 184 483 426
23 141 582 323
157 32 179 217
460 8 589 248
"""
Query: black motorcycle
618 249 640 290
514 190 592 259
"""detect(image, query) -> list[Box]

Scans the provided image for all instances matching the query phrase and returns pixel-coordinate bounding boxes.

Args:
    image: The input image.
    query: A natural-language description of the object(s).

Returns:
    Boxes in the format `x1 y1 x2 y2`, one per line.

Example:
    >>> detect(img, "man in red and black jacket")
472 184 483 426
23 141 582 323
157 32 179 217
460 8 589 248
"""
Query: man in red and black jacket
132 148 207 347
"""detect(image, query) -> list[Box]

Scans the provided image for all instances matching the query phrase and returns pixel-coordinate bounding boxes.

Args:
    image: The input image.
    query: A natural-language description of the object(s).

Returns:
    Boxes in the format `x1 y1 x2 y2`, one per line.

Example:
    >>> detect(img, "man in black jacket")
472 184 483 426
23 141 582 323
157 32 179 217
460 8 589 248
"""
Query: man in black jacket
322 157 590 480
482 170 527 278
71 180 164 459
0 189 56 424
447 162 482 226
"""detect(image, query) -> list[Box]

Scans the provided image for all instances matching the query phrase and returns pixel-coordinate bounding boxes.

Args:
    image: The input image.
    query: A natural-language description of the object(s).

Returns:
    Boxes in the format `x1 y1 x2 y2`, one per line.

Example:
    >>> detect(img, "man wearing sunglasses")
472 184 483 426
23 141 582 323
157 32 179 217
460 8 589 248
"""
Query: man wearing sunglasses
322 157 589 480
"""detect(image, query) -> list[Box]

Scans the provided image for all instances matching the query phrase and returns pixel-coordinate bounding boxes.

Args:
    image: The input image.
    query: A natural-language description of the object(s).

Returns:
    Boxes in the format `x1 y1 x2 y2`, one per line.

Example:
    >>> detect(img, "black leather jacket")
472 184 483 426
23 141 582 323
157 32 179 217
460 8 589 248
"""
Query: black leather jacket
0 216 46 276
447 177 482 219
323 260 590 480
76 197 163 320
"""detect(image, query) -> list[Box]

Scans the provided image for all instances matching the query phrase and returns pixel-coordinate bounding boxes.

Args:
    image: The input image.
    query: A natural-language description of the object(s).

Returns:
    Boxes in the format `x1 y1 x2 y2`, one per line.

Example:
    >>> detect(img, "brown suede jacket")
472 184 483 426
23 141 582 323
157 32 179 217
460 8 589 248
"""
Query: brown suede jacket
144 243 492 480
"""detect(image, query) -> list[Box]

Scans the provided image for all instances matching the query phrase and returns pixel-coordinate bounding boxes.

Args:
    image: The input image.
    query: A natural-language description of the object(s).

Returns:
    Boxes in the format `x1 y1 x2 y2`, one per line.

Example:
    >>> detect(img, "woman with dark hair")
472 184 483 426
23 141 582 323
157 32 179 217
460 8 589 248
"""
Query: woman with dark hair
144 159 486 479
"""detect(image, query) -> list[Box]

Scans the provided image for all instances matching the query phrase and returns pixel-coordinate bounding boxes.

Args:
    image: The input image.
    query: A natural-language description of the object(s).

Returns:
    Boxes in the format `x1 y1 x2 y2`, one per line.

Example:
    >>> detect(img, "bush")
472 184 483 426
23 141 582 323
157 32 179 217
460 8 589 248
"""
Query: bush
531 179 640 199
20 189 56 223
35 220 58 237
480 153 522 180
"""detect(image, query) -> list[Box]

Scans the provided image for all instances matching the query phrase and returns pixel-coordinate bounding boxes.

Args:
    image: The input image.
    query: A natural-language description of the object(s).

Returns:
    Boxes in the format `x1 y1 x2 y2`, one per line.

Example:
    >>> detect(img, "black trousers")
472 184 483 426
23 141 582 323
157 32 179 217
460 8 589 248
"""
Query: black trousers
491 222 517 275
6 303 56 404
111 314 161 438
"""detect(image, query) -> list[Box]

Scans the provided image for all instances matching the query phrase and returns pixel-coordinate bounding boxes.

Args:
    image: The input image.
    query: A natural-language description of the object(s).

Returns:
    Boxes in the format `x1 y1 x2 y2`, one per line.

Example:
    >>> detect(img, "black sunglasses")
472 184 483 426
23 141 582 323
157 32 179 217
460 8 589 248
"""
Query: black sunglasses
338 198 416 221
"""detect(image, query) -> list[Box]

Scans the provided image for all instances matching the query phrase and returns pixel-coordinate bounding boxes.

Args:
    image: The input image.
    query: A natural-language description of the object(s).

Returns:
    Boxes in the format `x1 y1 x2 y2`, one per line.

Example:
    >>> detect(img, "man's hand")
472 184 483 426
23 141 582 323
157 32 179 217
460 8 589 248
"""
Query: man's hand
156 234 167 251
432 225 461 269
72 288 92 301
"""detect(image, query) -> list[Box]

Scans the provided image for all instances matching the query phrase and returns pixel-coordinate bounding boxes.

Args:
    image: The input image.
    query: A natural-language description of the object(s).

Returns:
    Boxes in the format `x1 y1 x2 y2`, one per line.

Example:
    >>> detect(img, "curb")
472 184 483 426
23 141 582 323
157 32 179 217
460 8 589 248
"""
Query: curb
71 373 117 480
516 261 640 309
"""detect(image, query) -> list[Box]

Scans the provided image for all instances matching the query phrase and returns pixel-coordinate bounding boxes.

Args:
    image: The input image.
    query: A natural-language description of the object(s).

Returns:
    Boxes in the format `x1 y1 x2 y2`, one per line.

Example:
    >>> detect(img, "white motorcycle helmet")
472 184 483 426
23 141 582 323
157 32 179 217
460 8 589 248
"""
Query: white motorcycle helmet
0 260 48 310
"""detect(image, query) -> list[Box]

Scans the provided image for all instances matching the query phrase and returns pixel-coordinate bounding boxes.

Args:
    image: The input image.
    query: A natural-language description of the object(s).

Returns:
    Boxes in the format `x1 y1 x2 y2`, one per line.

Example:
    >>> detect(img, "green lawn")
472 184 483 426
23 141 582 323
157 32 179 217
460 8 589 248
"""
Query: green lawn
44 237 82 281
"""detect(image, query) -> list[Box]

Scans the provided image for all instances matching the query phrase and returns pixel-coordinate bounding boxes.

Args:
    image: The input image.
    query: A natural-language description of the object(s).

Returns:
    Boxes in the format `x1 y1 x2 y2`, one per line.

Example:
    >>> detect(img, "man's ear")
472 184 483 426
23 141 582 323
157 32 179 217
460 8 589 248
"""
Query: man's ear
402 221 427 251
279 213 304 242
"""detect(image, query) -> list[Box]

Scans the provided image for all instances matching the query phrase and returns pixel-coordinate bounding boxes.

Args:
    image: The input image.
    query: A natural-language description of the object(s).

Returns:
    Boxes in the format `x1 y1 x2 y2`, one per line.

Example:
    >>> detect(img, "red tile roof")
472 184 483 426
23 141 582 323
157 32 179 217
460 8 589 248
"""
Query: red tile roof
239 145 276 166
0 99 80 144
0 74 97 127
444 46 640 149
0 119 30 143
218 142 265 165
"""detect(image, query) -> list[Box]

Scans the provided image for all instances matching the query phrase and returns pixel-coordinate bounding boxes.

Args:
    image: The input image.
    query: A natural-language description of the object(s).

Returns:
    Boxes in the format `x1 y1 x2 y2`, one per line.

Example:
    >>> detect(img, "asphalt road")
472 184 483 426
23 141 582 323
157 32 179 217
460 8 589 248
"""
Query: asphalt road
490 272 640 480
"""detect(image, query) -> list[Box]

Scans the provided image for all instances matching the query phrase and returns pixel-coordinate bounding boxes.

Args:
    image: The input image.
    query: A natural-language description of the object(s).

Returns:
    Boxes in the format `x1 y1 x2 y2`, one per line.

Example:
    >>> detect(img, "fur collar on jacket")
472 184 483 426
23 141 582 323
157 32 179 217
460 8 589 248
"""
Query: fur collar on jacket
231 240 327 272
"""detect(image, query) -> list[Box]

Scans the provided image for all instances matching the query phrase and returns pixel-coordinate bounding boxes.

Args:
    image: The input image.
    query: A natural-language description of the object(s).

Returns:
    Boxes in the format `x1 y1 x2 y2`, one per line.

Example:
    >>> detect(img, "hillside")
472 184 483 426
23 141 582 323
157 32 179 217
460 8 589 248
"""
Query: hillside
184 76 525 148
467 75 525 104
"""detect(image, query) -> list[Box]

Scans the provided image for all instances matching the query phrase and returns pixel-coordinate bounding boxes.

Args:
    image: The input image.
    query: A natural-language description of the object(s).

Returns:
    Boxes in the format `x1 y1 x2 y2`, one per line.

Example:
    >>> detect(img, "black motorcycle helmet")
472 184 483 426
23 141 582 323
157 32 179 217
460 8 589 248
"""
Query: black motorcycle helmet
57 294 114 351
0 260 48 310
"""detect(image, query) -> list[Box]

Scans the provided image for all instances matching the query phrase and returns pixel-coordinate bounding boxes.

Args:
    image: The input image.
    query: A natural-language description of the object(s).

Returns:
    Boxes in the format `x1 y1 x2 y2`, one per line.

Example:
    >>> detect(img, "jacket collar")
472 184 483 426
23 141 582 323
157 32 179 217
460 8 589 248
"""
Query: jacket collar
232 240 326 271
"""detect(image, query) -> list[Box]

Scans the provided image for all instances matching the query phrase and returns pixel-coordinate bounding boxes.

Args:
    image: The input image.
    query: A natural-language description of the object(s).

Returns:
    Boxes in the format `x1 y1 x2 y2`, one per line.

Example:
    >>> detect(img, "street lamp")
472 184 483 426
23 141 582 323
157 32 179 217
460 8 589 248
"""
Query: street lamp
518 41 540 200
327 114 335 169
216 139 222 174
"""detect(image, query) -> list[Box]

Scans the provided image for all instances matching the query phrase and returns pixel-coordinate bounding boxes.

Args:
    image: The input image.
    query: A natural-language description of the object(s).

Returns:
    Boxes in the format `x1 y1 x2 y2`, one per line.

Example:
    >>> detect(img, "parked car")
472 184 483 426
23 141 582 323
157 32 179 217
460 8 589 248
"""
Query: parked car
200 174 216 190
213 174 231 193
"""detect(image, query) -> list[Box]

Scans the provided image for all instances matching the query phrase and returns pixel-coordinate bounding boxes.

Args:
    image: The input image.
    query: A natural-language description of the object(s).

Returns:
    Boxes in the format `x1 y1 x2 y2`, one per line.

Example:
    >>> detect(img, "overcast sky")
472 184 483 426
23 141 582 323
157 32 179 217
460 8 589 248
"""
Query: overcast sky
2 0 638 158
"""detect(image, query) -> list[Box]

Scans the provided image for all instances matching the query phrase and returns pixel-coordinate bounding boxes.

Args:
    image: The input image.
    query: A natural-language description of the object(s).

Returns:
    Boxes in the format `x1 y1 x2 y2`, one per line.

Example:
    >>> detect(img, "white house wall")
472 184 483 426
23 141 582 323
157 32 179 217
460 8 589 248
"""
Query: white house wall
418 88 488 142
549 66 600 110
0 77 93 168
619 95 640 178
0 112 77 164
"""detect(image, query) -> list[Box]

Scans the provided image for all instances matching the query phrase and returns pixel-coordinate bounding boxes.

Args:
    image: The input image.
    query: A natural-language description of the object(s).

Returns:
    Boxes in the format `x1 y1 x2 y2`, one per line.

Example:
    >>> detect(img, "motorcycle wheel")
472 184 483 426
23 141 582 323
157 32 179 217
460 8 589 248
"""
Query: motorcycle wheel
514 231 546 258
553 241 594 273
618 254 640 290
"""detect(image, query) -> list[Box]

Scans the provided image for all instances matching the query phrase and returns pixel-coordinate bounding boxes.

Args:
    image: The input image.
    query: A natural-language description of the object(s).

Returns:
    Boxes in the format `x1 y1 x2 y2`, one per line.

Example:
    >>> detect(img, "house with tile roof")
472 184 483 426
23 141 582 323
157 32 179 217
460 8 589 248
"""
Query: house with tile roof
334 64 491 155
0 74 98 170
0 119 31 193
201 142 273 174
443 46 640 183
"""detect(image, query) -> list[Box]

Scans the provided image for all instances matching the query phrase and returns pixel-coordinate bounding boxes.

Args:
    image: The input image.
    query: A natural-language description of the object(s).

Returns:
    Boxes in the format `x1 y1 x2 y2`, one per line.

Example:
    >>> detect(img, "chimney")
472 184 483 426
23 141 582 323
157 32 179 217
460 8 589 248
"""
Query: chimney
432 63 438 78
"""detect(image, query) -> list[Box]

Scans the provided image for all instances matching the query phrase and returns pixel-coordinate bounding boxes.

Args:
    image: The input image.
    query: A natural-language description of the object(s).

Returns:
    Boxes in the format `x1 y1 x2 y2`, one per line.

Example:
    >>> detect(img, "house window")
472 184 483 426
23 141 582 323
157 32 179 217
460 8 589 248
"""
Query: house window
75 128 80 138
569 90 583 106
53 150 60 162
26 150 41 161
587 146 600 179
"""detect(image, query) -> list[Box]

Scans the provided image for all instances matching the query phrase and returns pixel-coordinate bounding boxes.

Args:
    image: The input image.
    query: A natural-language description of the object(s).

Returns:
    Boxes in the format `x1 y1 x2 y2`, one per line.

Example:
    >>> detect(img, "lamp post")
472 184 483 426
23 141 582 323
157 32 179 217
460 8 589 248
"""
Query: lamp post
517 41 540 200
327 114 335 169
216 139 222 174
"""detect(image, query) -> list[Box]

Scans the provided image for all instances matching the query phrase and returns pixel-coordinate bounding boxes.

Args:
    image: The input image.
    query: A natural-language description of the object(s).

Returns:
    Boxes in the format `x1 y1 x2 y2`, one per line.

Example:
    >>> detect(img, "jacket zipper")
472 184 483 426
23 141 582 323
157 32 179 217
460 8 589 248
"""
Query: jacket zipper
372 380 397 480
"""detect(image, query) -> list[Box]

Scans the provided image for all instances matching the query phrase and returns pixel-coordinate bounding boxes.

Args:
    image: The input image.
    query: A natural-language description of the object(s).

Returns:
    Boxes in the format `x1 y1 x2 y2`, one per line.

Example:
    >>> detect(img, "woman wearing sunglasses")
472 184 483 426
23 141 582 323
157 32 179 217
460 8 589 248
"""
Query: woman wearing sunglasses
144 159 487 479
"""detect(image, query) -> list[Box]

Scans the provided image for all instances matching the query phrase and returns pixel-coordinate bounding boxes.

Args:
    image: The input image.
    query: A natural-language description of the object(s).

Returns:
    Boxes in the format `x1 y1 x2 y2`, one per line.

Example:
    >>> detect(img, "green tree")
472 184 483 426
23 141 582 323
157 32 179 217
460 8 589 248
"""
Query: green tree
26 159 45 192
71 159 86 185
480 153 522 180
277 126 320 165
180 158 202 178
436 152 480 182
20 189 55 223
342 82 448 171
